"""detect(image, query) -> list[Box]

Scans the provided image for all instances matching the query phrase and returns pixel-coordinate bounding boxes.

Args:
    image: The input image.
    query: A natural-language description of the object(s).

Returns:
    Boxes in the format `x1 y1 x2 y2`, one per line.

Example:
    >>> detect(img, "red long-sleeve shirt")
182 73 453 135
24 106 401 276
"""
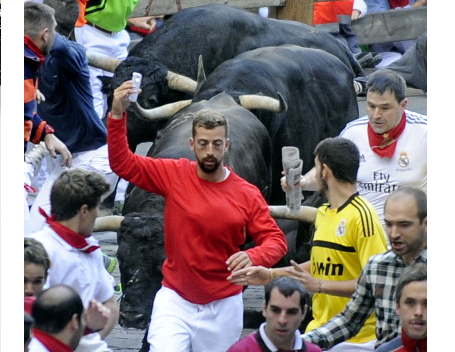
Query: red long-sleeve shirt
108 115 287 304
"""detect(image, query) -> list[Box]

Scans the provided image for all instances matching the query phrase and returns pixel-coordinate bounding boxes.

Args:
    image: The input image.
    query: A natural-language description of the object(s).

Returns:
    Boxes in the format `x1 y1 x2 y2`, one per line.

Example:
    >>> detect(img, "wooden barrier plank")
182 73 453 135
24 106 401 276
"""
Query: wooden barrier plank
352 7 427 45
275 0 313 25
132 0 285 16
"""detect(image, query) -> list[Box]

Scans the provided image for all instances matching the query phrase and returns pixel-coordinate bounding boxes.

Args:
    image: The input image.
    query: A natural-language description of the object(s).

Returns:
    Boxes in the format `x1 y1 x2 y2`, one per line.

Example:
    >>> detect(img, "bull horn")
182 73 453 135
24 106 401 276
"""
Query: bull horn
94 215 125 232
239 92 288 113
166 71 198 95
195 55 206 92
269 206 317 223
86 52 123 73
133 100 193 121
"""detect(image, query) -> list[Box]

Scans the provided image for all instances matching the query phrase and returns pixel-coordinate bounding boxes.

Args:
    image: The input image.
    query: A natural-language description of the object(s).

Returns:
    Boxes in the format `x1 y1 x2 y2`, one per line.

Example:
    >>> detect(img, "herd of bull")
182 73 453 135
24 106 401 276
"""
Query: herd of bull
90 4 374 346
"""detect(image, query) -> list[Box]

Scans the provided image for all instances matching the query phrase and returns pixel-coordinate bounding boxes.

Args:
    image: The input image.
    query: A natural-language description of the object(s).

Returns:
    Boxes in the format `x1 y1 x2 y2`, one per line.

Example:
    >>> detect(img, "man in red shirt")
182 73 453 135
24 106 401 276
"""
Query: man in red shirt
107 80 288 352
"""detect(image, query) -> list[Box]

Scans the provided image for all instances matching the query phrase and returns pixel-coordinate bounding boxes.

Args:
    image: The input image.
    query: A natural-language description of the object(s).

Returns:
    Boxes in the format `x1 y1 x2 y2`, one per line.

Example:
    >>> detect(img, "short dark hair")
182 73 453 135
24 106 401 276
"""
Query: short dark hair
32 285 84 334
366 69 406 103
192 109 229 138
385 186 427 222
265 276 308 311
24 2 56 40
395 263 427 303
314 137 359 184
50 168 110 221
24 238 51 272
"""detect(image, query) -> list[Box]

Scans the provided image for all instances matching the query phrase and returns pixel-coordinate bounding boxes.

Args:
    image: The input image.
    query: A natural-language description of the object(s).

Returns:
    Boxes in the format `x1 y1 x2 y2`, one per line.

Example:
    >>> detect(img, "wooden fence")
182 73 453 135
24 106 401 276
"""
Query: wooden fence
131 0 426 44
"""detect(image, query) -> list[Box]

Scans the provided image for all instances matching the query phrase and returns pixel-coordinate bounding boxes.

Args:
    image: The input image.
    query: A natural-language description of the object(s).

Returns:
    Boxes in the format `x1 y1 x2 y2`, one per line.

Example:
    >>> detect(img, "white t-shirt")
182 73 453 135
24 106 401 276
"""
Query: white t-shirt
340 110 427 225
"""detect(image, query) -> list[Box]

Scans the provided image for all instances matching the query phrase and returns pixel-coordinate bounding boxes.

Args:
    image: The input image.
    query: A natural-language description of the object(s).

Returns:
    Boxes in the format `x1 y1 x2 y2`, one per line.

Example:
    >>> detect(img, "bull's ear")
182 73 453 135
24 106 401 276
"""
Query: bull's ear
195 55 206 93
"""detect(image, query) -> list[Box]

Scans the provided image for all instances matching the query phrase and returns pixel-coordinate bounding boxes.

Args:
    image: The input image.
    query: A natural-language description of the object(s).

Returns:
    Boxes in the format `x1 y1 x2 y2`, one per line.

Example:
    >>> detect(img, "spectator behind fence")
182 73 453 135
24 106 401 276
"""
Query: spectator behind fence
314 0 382 69
375 262 427 352
229 137 387 352
107 80 287 352
365 0 427 58
298 70 426 228
302 186 427 349
227 277 322 352
27 168 119 352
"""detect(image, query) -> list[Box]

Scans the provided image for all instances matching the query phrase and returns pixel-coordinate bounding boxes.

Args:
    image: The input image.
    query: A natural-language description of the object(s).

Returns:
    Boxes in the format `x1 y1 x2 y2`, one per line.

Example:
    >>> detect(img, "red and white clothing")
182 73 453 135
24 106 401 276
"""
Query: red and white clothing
108 114 287 304
107 114 287 351
227 322 323 352
29 329 72 352
340 111 427 226
27 226 114 352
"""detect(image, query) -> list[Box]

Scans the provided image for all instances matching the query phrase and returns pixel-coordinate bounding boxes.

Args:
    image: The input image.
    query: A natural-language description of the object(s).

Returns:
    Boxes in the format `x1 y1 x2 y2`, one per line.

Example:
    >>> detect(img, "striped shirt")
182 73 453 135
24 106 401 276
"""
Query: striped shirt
302 248 427 349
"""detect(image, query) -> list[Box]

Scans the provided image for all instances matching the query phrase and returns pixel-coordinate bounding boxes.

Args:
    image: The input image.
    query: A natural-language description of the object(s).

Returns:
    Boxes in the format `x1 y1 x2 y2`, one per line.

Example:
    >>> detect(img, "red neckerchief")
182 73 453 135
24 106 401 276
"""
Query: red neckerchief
24 36 45 66
401 329 427 352
32 329 73 352
39 207 100 253
368 112 406 158
388 0 409 9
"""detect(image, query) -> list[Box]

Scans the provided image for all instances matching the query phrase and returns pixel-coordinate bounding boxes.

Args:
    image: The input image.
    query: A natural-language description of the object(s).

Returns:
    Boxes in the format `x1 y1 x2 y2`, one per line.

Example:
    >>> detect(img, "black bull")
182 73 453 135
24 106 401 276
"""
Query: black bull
114 46 358 336
107 3 363 152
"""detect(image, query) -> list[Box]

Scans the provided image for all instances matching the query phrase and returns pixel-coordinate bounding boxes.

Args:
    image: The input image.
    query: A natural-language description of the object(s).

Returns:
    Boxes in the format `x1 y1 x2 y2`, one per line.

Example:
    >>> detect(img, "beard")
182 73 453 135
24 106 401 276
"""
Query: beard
197 156 220 174
318 171 329 198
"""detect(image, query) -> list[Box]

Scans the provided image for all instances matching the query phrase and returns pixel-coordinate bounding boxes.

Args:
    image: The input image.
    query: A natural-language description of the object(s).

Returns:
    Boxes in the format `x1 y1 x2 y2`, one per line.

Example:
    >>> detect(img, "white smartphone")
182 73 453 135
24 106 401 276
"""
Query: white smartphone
129 72 142 102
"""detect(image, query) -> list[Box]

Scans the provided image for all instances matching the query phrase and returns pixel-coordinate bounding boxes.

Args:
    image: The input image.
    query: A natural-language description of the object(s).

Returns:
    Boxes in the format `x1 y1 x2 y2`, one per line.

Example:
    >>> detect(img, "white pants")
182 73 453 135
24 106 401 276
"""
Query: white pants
147 286 243 352
325 339 376 352
74 25 130 119
29 144 118 232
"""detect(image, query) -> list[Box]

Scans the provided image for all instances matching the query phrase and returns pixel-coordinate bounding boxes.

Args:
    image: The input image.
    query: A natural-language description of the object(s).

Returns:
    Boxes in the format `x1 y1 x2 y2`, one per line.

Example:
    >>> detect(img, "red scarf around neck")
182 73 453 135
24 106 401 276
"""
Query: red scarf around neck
39 207 99 253
24 36 45 65
368 112 406 158
33 329 73 352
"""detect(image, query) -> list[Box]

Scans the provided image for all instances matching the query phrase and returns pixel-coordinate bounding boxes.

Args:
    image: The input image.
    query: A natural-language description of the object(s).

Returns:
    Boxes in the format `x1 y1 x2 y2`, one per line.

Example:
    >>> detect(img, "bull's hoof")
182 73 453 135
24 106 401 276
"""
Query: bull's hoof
119 312 149 330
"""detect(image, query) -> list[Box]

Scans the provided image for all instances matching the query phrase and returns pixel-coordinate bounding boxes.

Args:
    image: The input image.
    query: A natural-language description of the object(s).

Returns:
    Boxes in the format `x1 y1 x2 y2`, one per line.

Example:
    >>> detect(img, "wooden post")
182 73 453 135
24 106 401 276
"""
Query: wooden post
276 0 314 25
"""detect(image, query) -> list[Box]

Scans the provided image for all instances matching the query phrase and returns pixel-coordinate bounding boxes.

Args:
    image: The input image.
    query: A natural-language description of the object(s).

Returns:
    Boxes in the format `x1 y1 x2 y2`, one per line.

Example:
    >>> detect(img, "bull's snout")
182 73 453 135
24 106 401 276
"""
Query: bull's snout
119 311 149 330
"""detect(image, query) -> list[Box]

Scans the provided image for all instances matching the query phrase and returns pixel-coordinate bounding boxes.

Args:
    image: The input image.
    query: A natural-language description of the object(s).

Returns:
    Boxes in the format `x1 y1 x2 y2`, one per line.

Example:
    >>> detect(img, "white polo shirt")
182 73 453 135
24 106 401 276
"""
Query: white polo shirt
340 110 427 225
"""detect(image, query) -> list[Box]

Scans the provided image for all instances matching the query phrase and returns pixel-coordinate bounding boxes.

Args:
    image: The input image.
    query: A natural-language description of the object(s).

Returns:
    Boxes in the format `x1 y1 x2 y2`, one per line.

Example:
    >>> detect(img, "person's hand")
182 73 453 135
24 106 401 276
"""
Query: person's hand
110 80 142 120
127 16 159 32
226 251 253 272
351 9 361 21
44 133 72 167
85 299 111 332
281 172 308 193
36 89 46 104
227 265 270 286
285 260 319 293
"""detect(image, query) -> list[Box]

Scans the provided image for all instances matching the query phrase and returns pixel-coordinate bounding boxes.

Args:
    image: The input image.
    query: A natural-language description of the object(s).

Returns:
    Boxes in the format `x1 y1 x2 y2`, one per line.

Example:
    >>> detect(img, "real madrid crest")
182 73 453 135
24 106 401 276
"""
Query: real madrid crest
336 219 346 237
398 151 409 167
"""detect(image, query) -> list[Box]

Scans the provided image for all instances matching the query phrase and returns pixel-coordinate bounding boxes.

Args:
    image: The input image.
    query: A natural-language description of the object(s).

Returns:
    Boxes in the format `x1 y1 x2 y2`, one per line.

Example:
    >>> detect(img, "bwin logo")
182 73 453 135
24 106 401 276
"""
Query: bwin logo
313 257 344 276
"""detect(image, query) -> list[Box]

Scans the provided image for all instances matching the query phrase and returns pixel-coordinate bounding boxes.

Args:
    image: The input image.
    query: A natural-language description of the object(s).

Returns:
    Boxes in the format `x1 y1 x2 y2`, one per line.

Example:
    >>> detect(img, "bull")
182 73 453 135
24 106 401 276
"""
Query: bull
91 3 363 152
